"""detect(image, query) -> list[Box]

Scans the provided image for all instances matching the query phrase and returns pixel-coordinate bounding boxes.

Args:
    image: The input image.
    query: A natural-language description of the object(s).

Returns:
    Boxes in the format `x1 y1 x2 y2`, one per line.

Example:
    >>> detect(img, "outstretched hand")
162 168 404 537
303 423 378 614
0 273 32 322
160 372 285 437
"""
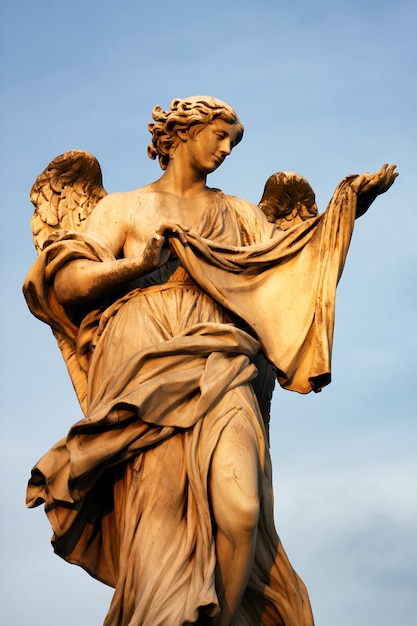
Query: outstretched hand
352 163 398 195
353 163 398 218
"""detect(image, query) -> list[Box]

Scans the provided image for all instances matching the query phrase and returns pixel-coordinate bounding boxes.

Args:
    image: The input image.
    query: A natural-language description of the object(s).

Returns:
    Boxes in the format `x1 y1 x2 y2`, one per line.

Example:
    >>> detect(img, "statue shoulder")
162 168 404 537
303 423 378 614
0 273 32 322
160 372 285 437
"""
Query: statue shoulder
87 186 158 227
221 193 276 243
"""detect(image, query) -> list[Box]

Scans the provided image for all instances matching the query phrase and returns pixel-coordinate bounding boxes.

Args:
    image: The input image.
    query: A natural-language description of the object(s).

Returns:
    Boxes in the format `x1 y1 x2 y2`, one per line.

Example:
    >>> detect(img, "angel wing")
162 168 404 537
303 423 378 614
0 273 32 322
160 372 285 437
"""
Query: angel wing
29 150 107 413
30 150 107 252
258 171 318 230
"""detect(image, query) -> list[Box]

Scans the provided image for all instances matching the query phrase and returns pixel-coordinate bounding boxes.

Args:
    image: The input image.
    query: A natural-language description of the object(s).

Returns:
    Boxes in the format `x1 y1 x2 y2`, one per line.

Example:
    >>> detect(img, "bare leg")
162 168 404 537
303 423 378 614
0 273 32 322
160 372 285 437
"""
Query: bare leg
209 411 261 625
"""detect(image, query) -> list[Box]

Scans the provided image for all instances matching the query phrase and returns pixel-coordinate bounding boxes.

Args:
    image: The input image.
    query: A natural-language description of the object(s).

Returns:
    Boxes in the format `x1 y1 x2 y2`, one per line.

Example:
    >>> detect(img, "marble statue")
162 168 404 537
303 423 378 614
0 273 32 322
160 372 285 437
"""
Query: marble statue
24 96 397 626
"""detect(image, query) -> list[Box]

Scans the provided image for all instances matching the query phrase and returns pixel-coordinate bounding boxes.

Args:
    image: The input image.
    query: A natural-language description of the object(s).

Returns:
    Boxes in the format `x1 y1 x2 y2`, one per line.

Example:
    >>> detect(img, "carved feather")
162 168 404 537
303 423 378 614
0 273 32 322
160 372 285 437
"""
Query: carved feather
30 150 107 252
258 171 318 230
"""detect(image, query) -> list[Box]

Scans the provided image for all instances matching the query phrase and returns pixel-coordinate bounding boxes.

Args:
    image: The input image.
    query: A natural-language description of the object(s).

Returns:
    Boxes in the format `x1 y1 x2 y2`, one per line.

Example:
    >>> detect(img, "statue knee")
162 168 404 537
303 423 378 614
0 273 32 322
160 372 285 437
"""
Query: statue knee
235 494 260 536
210 413 261 542
216 490 260 543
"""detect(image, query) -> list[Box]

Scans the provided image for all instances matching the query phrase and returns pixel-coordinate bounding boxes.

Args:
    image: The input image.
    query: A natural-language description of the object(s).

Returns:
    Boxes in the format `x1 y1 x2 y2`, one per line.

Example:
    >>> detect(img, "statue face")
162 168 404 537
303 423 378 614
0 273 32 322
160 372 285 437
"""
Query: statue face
184 119 240 175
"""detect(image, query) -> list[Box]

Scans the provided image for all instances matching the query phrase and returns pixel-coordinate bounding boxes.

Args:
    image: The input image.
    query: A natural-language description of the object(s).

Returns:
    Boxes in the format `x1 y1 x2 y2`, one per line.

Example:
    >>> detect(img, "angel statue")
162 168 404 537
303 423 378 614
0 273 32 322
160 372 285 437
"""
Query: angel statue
24 96 397 626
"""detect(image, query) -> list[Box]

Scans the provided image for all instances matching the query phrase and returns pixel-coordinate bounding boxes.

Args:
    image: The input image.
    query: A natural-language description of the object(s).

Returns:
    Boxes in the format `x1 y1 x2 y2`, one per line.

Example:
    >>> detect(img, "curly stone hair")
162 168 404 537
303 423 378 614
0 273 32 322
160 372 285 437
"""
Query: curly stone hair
147 96 244 170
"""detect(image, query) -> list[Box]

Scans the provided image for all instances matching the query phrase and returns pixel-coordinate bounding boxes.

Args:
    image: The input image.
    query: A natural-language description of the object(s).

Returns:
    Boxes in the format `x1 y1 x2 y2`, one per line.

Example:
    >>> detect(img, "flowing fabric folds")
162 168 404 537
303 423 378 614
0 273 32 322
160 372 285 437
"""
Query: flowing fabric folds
23 178 359 625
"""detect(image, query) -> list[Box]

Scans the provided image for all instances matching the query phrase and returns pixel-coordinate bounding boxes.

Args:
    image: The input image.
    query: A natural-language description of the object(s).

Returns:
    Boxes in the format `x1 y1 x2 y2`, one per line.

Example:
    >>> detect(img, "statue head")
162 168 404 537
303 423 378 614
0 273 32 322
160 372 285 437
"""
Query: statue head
147 96 244 170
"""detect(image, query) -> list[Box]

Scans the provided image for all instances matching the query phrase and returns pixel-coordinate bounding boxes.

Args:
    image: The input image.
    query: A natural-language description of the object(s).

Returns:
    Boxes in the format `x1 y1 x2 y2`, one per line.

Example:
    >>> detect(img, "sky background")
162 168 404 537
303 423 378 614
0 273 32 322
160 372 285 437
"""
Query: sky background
1 1 416 624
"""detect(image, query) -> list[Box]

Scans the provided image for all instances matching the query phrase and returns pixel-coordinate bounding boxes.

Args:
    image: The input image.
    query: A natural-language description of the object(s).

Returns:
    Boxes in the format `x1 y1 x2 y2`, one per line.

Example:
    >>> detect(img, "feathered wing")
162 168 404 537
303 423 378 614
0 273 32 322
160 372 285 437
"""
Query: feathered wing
28 150 107 413
258 171 319 230
30 150 107 252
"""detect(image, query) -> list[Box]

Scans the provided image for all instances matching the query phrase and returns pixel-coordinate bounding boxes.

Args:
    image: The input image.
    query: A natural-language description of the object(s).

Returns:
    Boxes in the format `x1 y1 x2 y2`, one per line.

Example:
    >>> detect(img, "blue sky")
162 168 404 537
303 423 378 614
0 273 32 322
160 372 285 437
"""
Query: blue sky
1 1 416 624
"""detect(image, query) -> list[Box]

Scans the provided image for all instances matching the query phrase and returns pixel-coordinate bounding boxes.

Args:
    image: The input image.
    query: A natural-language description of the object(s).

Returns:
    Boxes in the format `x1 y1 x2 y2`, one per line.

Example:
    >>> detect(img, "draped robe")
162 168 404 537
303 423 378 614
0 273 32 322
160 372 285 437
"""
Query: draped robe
24 177 359 625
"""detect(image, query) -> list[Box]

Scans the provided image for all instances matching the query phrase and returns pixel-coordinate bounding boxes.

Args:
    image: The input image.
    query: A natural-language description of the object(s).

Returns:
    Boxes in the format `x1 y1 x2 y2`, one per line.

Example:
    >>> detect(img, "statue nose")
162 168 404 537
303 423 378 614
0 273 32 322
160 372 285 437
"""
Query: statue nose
220 141 232 155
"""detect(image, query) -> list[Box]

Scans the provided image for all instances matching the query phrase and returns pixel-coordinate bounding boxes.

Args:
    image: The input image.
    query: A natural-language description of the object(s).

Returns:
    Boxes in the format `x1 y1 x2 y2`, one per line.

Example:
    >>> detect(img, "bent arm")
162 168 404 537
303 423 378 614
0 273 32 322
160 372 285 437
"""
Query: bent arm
54 226 181 305
54 190 168 305
54 191 138 304
54 254 153 305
